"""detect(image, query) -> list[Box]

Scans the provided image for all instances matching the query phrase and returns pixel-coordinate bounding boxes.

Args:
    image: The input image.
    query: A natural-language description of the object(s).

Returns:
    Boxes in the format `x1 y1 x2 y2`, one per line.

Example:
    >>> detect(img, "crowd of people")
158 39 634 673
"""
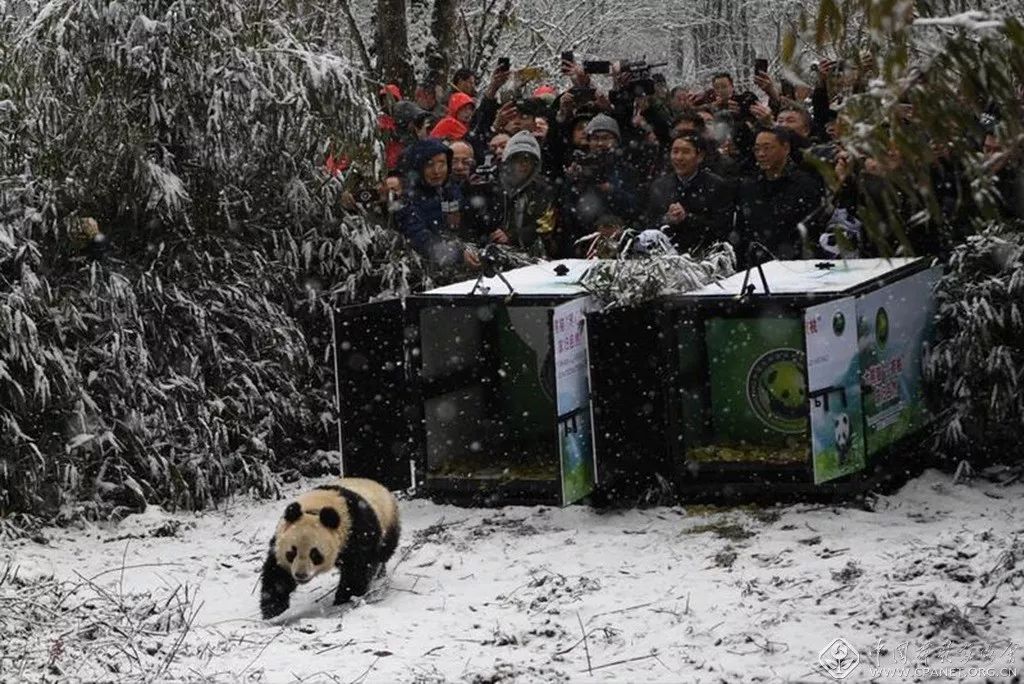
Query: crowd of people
339 55 1023 271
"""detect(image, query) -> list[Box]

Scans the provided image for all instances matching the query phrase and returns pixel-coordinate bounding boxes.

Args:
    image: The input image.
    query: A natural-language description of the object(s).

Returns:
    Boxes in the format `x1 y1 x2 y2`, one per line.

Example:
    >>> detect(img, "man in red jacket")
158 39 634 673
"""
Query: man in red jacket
377 84 406 170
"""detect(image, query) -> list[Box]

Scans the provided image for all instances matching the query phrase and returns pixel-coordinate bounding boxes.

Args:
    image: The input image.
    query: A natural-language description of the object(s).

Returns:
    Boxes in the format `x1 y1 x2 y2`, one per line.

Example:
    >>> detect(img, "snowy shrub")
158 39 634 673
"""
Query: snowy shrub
581 242 736 310
925 223 1024 459
0 1 430 518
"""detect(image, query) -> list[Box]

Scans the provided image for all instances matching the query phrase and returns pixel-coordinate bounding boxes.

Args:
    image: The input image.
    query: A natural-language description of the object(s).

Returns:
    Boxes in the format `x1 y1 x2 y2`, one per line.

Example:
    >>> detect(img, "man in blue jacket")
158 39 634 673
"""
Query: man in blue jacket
397 139 480 269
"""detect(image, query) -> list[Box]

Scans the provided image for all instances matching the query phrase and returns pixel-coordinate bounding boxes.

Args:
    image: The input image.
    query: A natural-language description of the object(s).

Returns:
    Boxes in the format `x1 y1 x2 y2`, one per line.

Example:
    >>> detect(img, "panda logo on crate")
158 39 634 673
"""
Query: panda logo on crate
834 412 852 465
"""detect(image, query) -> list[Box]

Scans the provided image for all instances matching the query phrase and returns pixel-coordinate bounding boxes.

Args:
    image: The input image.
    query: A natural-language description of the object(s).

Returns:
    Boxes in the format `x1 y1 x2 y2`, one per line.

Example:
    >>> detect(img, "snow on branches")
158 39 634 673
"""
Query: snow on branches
581 241 737 310
925 223 1024 459
0 0 430 519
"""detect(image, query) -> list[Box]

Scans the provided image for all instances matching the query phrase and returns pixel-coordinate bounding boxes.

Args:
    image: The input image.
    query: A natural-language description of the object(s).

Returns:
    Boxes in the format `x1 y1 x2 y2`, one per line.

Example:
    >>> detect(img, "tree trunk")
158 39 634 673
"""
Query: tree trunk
426 0 458 88
374 0 415 93
339 0 373 75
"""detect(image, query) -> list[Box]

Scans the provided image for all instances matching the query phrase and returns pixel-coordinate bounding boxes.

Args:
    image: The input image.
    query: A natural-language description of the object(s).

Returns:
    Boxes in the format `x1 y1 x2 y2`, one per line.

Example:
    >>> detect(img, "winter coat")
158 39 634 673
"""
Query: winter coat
396 139 464 267
460 132 557 257
377 113 406 171
645 168 736 253
429 93 474 141
558 149 640 252
736 161 827 261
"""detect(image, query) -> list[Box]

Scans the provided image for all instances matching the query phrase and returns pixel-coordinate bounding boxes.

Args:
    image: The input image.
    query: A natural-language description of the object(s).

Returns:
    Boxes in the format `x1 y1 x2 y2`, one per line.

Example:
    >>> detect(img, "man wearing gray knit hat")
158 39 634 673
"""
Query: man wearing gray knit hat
488 131 557 257
584 114 621 147
559 113 639 254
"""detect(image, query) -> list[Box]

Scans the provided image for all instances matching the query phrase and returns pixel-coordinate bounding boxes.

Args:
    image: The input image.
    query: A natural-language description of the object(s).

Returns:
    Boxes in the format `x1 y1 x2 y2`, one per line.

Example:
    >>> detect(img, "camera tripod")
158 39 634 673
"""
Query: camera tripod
738 242 772 298
469 244 517 298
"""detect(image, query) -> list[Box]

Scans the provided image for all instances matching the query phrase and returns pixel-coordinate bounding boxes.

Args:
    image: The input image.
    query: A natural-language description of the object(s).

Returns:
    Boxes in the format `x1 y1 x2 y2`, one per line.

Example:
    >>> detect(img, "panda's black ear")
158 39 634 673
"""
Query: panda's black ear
319 507 341 530
284 502 302 523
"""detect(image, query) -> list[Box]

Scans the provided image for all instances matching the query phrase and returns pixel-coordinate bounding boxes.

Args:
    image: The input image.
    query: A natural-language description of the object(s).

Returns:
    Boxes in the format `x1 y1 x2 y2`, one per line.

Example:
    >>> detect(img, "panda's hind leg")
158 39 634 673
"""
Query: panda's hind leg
380 521 400 566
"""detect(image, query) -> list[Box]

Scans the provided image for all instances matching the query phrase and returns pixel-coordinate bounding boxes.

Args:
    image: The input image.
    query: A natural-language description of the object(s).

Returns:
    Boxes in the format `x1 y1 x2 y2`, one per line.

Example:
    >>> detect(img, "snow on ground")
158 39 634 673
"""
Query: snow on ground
2 469 1023 683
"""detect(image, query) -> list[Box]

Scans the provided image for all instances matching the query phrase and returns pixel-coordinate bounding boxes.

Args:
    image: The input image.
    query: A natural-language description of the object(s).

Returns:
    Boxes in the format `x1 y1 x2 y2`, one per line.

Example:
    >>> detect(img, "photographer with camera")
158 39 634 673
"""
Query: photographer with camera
545 56 601 182
340 172 406 230
396 138 480 270
449 139 503 248
558 113 640 254
646 133 736 253
491 131 558 257
604 59 672 171
446 131 557 260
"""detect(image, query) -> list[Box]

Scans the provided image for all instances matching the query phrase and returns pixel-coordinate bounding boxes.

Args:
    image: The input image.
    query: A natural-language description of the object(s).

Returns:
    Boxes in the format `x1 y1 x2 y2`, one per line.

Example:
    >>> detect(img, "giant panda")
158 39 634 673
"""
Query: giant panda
834 413 851 465
259 477 400 619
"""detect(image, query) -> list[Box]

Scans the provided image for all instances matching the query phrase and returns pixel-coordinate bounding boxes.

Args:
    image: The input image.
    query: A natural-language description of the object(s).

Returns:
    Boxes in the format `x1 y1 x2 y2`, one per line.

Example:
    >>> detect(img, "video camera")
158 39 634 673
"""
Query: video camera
470 154 500 185
515 97 549 117
620 60 669 97
583 59 668 96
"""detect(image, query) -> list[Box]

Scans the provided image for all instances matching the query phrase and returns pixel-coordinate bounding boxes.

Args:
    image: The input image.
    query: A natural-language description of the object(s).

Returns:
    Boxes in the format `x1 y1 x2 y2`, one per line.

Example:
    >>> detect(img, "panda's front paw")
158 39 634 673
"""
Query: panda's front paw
261 592 289 619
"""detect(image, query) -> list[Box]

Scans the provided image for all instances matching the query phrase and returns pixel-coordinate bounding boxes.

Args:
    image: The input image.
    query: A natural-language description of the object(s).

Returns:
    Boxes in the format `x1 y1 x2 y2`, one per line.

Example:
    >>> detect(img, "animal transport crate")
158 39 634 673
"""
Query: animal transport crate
332 257 942 505
619 257 944 497
332 260 626 506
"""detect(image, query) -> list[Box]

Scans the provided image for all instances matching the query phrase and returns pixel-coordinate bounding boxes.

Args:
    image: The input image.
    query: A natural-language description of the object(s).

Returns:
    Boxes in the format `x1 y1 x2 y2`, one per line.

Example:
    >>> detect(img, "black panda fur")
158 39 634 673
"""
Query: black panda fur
259 478 400 619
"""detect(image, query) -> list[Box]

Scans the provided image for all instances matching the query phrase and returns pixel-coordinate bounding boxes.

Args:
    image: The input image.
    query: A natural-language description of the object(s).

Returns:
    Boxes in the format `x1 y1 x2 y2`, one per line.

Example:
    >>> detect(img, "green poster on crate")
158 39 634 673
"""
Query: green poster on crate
805 297 867 484
706 317 808 447
855 267 941 455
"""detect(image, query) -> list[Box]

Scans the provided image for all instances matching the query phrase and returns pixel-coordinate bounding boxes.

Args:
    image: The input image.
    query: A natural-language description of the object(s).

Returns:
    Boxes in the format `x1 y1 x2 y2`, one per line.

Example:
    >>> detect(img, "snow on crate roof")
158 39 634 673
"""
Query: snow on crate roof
684 257 925 297
422 259 595 297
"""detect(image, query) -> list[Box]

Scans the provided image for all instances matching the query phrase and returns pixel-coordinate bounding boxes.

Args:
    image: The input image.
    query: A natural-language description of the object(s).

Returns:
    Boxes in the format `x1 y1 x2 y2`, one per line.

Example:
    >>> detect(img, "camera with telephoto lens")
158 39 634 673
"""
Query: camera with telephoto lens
515 97 549 117
353 186 377 208
583 59 667 97
571 148 615 185
568 85 596 105
619 59 668 97
471 154 499 185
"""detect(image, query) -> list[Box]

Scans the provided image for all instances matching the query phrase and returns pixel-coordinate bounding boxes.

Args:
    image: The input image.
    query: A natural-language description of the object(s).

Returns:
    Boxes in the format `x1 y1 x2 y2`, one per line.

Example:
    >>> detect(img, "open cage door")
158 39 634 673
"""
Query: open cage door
551 298 598 505
586 305 672 499
332 299 415 490
805 297 866 484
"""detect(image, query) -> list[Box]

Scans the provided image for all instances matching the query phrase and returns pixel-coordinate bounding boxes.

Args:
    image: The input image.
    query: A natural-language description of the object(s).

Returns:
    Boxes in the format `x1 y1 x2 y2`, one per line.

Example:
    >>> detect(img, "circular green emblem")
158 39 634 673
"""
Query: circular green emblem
875 307 889 348
746 348 808 434
832 311 846 336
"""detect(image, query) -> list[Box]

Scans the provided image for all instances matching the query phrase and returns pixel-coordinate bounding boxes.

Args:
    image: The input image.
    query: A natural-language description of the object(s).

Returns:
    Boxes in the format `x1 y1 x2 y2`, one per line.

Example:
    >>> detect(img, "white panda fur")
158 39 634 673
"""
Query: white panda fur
834 413 851 464
260 477 400 619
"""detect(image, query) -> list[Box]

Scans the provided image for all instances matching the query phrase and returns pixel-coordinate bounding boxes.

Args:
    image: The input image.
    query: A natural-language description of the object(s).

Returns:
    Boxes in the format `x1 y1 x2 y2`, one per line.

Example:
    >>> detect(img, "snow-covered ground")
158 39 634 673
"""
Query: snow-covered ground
2 469 1023 683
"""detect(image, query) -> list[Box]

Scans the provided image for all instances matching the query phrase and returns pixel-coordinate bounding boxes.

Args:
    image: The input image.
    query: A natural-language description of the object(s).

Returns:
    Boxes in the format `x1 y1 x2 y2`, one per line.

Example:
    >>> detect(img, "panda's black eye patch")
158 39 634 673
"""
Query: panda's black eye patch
286 546 297 563
310 548 324 565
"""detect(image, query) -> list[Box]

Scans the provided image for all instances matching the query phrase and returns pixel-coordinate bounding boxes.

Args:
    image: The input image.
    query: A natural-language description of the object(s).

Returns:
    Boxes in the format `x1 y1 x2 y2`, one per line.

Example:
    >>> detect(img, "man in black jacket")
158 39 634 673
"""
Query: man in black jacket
737 127 827 261
646 133 735 253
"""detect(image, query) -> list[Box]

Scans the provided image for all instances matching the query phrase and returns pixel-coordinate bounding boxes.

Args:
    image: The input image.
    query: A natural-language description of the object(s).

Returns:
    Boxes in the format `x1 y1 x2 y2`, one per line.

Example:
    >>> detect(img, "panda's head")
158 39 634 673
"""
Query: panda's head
274 502 343 584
